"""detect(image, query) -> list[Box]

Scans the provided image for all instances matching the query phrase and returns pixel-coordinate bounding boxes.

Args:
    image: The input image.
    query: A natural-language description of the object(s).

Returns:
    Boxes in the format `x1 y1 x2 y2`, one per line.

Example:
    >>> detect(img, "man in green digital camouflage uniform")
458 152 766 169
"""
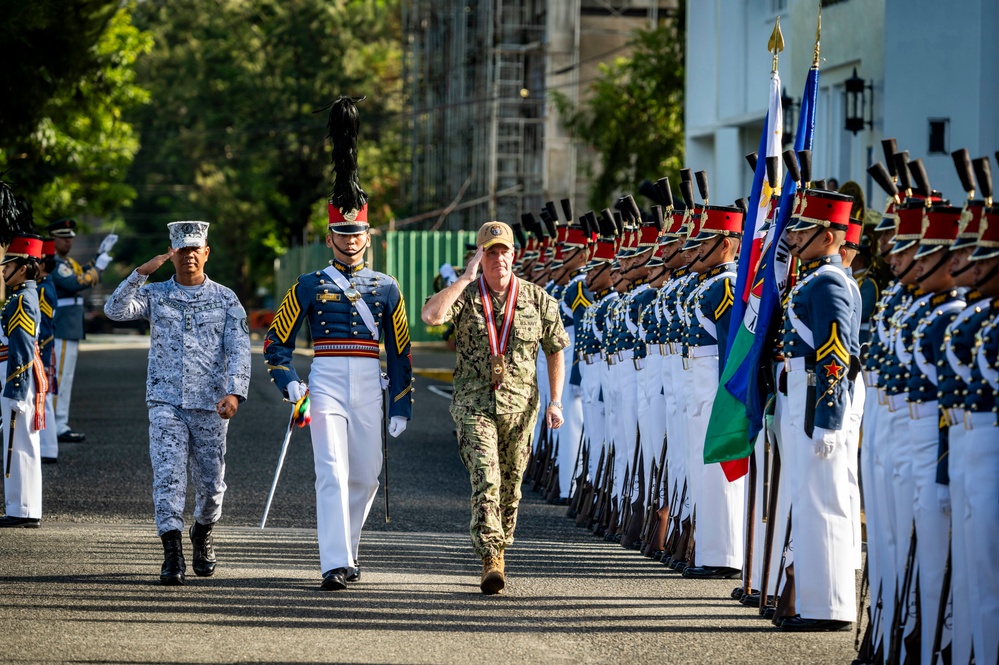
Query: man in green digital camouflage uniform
423 221 569 595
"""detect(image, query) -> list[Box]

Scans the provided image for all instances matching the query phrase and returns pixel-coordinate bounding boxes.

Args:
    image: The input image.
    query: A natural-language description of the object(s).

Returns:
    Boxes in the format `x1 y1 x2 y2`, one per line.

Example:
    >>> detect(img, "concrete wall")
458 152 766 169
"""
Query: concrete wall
884 0 998 202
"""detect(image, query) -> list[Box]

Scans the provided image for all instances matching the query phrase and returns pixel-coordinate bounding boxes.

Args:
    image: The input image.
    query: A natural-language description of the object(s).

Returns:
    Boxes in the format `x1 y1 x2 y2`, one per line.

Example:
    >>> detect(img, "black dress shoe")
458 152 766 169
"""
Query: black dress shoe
41 457 57 464
761 605 777 620
346 565 361 582
779 616 852 632
57 431 86 443
682 565 742 580
565 507 577 519
673 561 687 573
321 568 348 591
651 550 664 561
740 592 762 607
0 516 40 528
731 586 745 600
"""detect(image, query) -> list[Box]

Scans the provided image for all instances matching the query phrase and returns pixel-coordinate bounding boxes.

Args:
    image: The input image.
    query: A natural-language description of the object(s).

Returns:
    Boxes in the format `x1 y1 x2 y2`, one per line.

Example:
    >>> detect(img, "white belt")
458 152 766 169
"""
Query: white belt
687 345 719 359
885 393 907 412
634 357 647 371
784 356 807 373
863 370 879 386
57 296 84 307
646 345 661 356
908 399 938 420
946 407 970 429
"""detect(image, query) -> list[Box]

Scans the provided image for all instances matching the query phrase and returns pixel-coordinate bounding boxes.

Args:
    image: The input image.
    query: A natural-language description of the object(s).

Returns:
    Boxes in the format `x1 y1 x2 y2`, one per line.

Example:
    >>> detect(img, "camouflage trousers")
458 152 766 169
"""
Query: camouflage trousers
452 406 537 559
148 403 228 536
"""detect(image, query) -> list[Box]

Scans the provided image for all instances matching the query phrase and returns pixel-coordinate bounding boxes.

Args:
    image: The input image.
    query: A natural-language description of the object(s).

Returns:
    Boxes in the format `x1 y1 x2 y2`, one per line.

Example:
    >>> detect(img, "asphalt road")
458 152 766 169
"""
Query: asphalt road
0 340 860 664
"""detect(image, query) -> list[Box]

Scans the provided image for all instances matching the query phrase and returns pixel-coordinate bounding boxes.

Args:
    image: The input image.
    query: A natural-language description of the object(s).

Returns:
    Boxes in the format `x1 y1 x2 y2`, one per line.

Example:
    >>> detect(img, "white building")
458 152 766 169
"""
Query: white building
685 0 997 207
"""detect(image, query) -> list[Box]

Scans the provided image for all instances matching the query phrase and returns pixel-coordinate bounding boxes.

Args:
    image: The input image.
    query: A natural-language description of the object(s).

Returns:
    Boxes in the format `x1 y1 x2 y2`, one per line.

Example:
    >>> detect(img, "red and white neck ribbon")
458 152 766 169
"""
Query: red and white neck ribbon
478 274 519 357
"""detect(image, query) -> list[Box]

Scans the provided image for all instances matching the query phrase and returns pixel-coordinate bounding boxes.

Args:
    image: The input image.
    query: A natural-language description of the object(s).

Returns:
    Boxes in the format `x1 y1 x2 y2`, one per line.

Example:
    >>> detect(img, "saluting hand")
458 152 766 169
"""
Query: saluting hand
136 248 176 276
462 246 484 281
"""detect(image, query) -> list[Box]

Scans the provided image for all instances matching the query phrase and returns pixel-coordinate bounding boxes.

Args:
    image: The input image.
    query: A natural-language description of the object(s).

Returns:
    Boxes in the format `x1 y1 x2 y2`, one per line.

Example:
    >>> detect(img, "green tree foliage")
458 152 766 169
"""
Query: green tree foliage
125 0 404 302
0 3 152 225
551 22 685 210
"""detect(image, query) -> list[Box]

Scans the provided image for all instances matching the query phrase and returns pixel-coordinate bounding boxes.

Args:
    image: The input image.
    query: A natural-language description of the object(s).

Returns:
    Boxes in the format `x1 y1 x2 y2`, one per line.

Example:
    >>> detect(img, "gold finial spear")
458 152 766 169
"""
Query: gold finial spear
812 3 822 67
769 16 784 73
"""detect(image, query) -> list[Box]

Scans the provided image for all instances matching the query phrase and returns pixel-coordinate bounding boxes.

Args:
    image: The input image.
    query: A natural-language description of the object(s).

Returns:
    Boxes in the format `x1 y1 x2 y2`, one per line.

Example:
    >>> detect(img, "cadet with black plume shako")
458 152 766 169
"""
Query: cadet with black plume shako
263 96 413 592
0 183 47 529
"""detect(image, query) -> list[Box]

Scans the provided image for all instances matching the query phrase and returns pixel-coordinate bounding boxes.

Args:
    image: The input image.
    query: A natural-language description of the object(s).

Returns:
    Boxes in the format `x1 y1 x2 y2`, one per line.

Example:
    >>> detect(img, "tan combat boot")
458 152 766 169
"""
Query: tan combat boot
480 554 505 595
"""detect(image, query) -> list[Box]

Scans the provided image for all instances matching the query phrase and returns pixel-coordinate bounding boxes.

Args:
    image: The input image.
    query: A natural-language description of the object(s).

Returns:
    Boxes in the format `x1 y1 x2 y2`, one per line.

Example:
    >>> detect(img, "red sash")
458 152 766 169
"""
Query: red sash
478 275 519 389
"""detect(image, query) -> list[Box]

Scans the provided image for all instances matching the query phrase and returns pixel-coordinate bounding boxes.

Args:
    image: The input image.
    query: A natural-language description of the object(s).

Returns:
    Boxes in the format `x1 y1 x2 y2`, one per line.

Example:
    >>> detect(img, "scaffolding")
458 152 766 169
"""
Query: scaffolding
401 1 675 231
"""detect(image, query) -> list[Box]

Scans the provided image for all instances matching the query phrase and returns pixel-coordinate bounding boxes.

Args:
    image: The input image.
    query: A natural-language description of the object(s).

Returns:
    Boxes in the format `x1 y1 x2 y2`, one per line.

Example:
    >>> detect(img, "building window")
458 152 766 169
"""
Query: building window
821 0 849 6
928 118 949 154
771 0 787 13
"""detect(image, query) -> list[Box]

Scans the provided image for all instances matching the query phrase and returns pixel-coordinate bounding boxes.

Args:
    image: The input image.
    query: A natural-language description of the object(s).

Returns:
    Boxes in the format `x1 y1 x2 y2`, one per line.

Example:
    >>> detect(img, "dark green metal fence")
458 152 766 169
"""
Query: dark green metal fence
274 230 476 343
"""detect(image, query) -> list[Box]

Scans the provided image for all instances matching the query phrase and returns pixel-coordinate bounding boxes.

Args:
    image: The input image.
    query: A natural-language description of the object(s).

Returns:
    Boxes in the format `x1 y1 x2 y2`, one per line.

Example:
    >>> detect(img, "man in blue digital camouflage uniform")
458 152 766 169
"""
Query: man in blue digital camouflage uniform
264 96 413 592
105 221 251 585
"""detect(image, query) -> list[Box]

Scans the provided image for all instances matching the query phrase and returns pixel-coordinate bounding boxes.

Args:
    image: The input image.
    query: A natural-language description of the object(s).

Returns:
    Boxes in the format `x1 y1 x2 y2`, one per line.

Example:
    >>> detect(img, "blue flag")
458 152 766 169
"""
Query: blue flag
726 64 820 442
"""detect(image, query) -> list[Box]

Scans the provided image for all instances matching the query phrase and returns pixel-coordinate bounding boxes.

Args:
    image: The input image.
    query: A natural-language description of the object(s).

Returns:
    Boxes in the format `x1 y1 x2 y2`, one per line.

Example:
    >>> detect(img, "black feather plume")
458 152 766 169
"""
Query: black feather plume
323 96 368 214
0 180 33 246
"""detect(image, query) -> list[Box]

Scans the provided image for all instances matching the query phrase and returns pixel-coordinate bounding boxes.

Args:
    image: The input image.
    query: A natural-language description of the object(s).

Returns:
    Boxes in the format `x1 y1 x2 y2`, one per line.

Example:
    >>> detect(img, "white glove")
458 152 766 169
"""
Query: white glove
570 384 583 398
440 263 458 286
388 416 407 438
286 381 308 402
95 253 112 271
812 427 837 458
937 485 952 514
11 400 30 415
98 234 119 255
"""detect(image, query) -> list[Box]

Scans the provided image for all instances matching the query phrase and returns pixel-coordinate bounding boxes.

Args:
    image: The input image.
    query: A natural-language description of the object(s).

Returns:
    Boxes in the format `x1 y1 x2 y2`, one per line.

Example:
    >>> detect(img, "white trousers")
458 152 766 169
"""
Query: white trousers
846 383 864 571
614 362 639 500
308 356 384 574
637 354 667 499
909 411 952 664
40 393 57 459
686 355 744 569
556 330 584 499
872 398 900 648
886 400 918 653
786 369 857 622
948 421 973 665
661 353 686 529
532 350 549 453
773 389 794 586
579 358 604 478
53 339 79 435
963 412 999 665
600 360 621 497
860 382 884 646
0 364 41 519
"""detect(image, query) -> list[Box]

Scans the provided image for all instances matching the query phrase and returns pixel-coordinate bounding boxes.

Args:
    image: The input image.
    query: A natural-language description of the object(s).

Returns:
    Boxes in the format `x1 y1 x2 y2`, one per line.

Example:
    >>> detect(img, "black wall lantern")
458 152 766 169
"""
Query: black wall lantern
781 86 798 146
844 67 874 134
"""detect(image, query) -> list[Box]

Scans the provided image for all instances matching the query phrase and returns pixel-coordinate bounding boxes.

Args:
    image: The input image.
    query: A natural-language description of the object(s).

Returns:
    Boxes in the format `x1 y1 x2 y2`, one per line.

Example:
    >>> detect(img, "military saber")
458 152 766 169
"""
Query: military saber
5 411 16 478
260 407 297 529
382 380 391 523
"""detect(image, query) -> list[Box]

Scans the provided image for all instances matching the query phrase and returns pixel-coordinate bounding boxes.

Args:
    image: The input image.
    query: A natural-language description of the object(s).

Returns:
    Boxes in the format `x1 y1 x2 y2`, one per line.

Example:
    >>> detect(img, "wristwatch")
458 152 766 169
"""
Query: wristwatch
548 401 562 410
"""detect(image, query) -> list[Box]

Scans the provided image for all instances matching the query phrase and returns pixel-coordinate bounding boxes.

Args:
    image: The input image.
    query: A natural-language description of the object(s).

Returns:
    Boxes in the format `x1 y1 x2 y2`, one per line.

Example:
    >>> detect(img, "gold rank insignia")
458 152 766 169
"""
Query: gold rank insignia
269 284 302 343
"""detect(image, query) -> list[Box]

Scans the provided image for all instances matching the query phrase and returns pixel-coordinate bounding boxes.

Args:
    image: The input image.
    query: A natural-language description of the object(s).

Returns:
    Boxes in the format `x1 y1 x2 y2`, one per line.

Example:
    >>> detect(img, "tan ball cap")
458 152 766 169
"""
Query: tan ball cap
476 221 515 250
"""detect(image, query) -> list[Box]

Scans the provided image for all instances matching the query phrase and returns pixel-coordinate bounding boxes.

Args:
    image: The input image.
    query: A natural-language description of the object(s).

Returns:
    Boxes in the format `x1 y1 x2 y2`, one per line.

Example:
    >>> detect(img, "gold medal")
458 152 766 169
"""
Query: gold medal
490 354 505 387
344 285 361 302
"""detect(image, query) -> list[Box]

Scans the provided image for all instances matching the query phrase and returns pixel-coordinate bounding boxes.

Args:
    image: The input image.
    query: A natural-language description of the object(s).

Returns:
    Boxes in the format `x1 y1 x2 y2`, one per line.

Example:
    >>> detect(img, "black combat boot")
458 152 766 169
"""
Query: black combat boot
189 522 217 577
160 530 186 586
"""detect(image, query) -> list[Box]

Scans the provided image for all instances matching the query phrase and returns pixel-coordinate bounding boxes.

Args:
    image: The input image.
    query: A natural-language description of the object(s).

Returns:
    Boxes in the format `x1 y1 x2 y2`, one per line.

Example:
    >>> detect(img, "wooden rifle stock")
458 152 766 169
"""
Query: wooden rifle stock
930 547 951 665
888 524 918 665
576 444 605 526
772 506 793 624
744 450 758 595
758 437 782 613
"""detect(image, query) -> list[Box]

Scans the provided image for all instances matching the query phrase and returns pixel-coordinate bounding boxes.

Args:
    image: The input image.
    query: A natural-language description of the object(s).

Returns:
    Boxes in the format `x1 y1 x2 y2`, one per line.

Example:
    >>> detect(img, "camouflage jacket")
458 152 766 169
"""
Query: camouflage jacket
447 277 569 415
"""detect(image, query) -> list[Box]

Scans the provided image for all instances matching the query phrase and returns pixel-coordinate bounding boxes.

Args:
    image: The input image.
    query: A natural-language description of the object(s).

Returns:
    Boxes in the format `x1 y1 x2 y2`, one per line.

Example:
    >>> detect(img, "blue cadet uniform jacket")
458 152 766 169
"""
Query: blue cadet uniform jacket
864 280 900 381
264 258 414 420
782 254 860 432
664 268 695 354
52 254 102 341
104 271 251 410
635 285 665 360
855 269 879 346
968 303 999 415
627 282 655 362
940 294 993 415
878 284 925 396
1 281 42 403
582 288 618 363
683 262 736 376
36 273 57 382
602 294 626 362
909 289 966 406
562 271 593 387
